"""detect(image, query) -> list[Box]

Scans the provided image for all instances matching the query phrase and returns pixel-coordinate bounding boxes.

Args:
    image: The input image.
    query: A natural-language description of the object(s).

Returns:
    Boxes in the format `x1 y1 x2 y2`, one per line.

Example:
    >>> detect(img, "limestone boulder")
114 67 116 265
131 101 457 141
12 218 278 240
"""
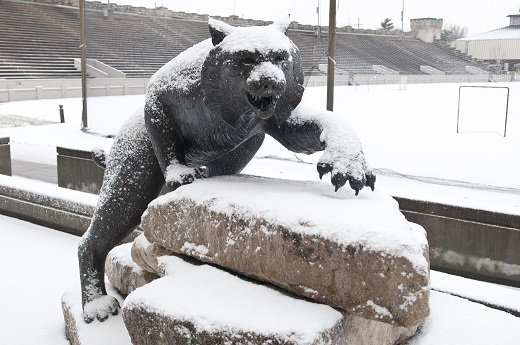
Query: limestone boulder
61 283 131 345
141 176 430 327
125 237 419 344
105 243 159 296
121 251 419 345
130 232 175 274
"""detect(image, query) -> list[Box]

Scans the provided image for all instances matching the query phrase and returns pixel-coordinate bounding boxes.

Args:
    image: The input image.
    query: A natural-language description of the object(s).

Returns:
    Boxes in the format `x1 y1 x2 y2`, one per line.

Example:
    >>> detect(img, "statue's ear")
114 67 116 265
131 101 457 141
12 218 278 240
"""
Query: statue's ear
208 18 235 46
270 15 291 34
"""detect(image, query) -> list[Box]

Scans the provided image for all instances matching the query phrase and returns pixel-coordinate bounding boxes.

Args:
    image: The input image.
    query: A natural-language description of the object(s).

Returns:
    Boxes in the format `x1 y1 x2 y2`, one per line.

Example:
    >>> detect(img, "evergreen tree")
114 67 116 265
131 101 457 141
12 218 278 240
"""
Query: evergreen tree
380 18 394 30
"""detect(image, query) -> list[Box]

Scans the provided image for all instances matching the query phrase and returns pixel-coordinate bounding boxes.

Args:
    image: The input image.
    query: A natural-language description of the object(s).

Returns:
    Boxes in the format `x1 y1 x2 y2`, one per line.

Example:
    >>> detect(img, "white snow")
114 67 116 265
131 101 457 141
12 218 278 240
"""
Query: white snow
151 175 429 275
146 38 212 99
430 271 520 313
1 214 519 344
215 19 296 54
1 82 520 344
62 283 131 345
124 255 343 344
458 26 520 41
290 101 371 181
407 291 520 345
247 61 287 84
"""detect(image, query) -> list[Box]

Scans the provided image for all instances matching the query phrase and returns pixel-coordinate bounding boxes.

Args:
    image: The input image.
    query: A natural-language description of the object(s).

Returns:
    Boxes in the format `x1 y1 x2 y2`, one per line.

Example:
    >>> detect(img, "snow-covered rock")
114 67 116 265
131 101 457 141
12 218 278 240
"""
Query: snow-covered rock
103 243 416 345
61 283 131 345
130 232 175 274
105 243 159 296
141 175 430 327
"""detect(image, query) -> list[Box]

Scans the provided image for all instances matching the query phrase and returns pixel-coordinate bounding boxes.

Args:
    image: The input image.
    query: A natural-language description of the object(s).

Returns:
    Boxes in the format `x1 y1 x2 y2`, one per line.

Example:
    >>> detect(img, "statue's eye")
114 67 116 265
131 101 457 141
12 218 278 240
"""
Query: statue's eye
275 55 286 62
242 57 255 65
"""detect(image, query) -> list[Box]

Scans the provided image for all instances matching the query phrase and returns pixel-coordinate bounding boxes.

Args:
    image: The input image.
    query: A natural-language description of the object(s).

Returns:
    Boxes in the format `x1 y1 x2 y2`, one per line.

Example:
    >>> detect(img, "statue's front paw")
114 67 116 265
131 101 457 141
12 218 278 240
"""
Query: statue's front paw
317 162 376 195
166 165 207 191
83 295 120 323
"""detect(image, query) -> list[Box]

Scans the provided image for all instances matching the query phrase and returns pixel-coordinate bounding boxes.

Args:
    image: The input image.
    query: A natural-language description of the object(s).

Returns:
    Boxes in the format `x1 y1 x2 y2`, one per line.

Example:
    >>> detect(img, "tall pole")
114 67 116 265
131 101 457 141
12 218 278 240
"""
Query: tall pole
326 0 336 111
401 0 405 38
316 0 321 37
80 0 88 129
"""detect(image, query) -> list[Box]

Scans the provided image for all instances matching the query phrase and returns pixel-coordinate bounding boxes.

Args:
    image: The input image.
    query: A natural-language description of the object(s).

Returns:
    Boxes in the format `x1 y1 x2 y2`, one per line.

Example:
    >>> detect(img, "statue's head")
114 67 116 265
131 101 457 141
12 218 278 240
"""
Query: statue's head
201 17 305 126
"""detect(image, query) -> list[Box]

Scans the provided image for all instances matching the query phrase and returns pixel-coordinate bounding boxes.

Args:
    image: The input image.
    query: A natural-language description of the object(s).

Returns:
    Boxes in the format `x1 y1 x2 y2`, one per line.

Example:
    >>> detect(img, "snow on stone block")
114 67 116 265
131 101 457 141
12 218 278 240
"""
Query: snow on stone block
141 175 430 327
105 243 159 296
61 283 131 345
123 255 345 345
130 232 175 274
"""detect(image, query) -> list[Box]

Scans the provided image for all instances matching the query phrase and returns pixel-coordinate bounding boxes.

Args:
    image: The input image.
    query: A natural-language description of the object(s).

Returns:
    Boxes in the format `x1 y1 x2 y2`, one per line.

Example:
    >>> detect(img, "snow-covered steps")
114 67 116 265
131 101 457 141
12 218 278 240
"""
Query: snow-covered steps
430 271 520 317
141 175 430 327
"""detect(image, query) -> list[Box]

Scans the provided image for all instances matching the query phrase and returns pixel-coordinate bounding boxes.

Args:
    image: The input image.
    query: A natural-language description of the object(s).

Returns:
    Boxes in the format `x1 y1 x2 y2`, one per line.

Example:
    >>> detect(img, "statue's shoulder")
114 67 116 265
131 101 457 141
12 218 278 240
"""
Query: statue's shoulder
147 39 213 98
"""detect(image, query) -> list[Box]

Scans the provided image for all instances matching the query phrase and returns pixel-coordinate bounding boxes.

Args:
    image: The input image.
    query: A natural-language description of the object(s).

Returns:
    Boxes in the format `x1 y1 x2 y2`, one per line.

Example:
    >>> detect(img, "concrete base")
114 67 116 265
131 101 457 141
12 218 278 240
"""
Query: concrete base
57 147 104 194
0 137 12 176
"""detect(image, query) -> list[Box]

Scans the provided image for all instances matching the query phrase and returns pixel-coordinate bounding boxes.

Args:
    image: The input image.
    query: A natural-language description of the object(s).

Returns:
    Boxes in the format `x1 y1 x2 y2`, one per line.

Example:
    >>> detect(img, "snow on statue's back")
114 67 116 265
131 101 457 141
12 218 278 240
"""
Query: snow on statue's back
77 16 376 323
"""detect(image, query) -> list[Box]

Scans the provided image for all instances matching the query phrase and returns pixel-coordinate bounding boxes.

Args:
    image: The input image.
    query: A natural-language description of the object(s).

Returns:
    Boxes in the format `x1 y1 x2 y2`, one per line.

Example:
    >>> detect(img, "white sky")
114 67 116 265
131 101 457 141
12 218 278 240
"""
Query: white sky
104 0 520 36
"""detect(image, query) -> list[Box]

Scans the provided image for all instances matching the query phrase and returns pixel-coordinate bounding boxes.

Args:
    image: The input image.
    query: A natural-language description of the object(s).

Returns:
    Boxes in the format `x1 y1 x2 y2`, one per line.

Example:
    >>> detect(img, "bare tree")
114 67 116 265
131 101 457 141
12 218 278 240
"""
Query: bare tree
441 23 466 43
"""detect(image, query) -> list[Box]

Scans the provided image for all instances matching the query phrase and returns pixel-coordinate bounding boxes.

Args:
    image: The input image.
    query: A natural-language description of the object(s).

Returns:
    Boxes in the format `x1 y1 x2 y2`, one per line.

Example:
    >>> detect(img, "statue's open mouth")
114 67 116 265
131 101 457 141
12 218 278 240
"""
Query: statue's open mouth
246 93 280 116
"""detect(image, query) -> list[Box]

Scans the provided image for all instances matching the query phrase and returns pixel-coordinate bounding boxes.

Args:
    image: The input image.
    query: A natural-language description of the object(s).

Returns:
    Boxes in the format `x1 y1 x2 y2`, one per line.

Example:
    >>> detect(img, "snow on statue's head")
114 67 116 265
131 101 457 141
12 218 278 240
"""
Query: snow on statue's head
201 17 305 126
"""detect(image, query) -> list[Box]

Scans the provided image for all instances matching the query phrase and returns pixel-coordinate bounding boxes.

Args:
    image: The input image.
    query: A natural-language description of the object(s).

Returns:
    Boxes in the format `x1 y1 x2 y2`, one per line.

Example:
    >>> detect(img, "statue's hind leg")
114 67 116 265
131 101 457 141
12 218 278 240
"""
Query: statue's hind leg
78 125 164 323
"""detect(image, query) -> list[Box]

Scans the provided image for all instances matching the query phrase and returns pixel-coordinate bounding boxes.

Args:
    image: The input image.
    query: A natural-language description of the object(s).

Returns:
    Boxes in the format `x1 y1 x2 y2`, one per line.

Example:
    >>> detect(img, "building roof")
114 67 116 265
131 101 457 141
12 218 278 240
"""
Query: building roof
458 25 520 41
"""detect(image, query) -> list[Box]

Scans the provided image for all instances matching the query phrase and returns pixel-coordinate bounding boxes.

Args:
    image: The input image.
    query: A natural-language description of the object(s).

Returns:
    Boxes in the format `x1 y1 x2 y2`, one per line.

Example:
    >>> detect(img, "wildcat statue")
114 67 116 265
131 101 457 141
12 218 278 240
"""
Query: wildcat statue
79 17 375 323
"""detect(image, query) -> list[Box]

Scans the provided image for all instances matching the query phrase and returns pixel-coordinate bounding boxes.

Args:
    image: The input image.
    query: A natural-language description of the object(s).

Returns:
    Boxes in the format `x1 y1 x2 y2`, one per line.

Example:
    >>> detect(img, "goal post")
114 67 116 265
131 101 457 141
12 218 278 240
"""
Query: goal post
457 85 509 137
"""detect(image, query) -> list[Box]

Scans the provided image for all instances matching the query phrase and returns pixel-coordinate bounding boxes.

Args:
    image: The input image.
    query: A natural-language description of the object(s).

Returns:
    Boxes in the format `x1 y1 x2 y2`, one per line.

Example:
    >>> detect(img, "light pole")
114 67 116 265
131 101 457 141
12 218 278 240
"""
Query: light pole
401 0 405 38
80 0 87 129
326 0 336 111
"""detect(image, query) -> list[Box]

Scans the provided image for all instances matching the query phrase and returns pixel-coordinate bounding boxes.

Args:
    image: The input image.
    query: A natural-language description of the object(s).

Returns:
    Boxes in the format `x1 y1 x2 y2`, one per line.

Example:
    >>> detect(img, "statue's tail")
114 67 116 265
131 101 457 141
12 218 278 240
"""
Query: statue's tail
92 147 107 169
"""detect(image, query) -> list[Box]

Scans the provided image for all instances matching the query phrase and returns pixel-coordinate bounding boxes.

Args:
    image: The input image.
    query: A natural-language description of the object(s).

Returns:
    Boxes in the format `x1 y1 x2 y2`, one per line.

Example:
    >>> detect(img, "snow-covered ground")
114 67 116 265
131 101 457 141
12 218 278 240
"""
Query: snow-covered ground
1 83 520 344
1 83 519 213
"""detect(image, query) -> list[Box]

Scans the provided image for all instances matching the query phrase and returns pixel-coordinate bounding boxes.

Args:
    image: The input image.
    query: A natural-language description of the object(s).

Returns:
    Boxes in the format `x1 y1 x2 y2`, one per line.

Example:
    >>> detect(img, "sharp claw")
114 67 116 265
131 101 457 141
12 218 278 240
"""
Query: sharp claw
365 173 376 192
355 188 359 196
335 185 340 192
317 163 332 180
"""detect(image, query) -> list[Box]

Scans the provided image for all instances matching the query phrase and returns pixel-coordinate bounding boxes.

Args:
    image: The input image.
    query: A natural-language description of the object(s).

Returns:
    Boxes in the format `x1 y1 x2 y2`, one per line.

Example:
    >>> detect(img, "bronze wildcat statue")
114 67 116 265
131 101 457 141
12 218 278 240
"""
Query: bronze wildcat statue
79 17 375 323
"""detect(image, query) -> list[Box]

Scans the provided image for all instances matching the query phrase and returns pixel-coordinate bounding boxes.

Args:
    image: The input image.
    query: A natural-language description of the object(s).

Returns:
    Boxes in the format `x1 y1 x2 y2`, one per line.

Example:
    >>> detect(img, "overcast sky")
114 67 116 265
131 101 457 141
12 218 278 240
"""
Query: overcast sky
105 0 519 36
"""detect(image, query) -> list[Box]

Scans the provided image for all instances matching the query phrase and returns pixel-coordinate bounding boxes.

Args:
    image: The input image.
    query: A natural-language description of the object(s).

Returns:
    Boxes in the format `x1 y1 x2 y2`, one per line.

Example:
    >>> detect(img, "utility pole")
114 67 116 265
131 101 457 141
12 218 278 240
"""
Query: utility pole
355 18 363 30
326 0 336 111
80 0 88 129
316 0 321 37
401 0 405 38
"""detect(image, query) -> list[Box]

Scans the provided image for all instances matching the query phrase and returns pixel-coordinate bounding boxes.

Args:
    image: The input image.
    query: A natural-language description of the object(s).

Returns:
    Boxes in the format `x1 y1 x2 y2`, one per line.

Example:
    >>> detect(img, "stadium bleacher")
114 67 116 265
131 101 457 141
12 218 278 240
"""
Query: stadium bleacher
0 0 483 80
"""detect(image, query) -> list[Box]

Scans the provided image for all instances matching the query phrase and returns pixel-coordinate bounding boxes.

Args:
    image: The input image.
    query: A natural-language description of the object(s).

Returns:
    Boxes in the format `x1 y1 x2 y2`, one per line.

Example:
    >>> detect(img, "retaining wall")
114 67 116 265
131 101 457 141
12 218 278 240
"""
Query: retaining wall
0 78 149 102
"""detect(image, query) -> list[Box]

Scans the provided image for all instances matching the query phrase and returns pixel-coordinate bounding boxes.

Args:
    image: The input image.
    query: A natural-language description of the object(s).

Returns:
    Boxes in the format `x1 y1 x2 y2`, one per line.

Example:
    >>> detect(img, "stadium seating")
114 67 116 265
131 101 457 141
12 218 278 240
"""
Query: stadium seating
0 0 483 80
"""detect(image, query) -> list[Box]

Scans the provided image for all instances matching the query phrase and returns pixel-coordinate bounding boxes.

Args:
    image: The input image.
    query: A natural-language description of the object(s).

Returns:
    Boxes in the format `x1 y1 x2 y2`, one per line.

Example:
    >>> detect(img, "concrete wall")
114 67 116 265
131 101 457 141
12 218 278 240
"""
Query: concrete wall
396 197 520 287
0 78 149 103
57 147 105 194
304 73 510 87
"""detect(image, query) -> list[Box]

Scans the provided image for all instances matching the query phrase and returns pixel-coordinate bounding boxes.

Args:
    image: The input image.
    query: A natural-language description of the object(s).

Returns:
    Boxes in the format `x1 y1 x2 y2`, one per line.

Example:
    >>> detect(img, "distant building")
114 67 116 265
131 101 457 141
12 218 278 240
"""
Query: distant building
410 18 443 43
454 11 520 66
